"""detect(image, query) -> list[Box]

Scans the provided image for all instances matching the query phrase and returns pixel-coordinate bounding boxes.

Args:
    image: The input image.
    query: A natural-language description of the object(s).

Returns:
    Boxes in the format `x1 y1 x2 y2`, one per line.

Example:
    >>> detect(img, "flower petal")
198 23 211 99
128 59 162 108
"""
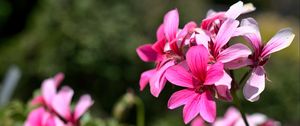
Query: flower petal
74 94 94 120
206 9 216 17
215 71 232 89
215 71 232 101
52 86 73 120
243 66 265 102
217 43 252 63
237 18 262 52
242 3 256 14
164 9 179 42
234 113 267 126
204 62 224 85
261 28 295 58
54 72 64 87
195 30 210 49
215 85 232 101
24 107 45 126
191 116 205 126
201 12 225 30
54 116 66 126
139 69 156 91
199 91 216 123
41 79 56 107
165 64 194 88
186 45 208 81
214 19 239 52
156 24 165 40
149 60 175 97
136 44 159 62
43 113 63 126
152 39 166 55
224 57 252 69
183 94 201 124
214 107 240 126
225 1 244 19
30 95 44 106
168 89 196 109
178 21 197 39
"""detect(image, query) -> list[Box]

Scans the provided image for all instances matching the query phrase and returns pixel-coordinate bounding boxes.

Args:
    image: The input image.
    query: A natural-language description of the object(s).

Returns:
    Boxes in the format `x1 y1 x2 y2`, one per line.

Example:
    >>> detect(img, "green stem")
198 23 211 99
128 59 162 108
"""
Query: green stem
230 70 251 126
238 70 251 87
135 96 145 126
233 92 249 126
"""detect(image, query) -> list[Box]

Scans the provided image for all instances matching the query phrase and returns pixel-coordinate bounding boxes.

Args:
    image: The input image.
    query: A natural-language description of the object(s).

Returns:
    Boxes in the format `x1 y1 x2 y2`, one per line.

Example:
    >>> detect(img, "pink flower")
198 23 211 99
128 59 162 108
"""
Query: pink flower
199 16 252 70
24 107 65 126
196 18 252 101
236 18 295 102
25 73 94 126
137 9 197 97
31 73 64 106
214 107 280 126
51 87 94 125
166 45 224 123
201 1 255 37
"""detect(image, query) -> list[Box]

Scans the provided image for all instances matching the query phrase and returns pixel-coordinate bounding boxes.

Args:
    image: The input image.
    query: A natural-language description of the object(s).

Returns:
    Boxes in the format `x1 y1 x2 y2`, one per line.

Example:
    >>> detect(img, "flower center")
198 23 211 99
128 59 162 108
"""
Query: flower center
195 84 210 94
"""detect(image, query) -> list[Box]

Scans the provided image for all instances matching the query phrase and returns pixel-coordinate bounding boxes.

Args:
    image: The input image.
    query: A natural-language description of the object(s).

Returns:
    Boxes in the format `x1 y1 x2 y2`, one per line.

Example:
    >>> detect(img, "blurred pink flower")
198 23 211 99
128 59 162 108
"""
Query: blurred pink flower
213 107 280 126
51 87 94 124
166 45 224 123
25 73 94 126
137 9 196 97
236 18 295 102
24 107 65 126
30 73 64 107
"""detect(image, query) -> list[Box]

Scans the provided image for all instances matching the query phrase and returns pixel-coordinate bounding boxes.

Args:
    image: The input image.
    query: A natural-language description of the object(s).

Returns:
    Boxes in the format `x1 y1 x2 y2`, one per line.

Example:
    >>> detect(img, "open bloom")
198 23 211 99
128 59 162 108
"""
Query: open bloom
214 107 280 126
30 73 64 106
137 9 196 97
24 73 94 126
191 107 280 126
196 18 252 101
51 87 94 125
201 1 255 37
166 45 225 123
236 18 295 102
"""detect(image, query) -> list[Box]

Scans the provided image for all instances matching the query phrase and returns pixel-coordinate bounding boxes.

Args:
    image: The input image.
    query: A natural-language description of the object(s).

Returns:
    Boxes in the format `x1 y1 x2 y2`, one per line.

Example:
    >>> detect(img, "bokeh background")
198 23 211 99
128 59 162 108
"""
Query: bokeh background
0 0 299 125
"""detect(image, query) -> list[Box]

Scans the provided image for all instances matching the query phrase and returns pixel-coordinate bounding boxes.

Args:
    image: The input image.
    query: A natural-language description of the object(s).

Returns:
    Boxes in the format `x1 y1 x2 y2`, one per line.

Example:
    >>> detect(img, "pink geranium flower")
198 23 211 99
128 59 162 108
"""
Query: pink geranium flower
190 107 280 126
166 45 224 123
201 1 255 37
195 18 252 101
30 73 64 106
214 107 280 126
25 73 94 126
236 18 295 102
51 87 94 125
24 107 65 126
137 9 197 97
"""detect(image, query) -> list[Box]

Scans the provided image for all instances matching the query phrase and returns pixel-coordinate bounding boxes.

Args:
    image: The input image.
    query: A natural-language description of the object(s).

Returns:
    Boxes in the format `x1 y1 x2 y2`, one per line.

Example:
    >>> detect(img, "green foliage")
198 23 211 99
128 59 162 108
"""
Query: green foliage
0 101 27 126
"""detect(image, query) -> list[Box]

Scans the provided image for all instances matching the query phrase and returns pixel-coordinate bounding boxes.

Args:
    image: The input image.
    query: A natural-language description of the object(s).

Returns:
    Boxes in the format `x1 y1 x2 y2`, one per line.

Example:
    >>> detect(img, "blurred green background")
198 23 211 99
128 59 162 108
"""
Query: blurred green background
0 0 299 125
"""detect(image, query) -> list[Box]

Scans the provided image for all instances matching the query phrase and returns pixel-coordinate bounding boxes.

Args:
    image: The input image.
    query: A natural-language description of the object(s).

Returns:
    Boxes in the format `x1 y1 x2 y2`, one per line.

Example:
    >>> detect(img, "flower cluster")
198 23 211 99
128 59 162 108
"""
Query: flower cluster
24 73 94 126
191 107 280 126
136 1 294 124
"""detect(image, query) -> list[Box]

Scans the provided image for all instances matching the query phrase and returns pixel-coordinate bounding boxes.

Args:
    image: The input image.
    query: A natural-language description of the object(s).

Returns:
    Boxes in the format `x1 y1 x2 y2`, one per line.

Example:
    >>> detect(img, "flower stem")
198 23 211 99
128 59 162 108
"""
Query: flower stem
238 70 251 87
135 96 145 126
233 92 249 126
230 70 251 126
